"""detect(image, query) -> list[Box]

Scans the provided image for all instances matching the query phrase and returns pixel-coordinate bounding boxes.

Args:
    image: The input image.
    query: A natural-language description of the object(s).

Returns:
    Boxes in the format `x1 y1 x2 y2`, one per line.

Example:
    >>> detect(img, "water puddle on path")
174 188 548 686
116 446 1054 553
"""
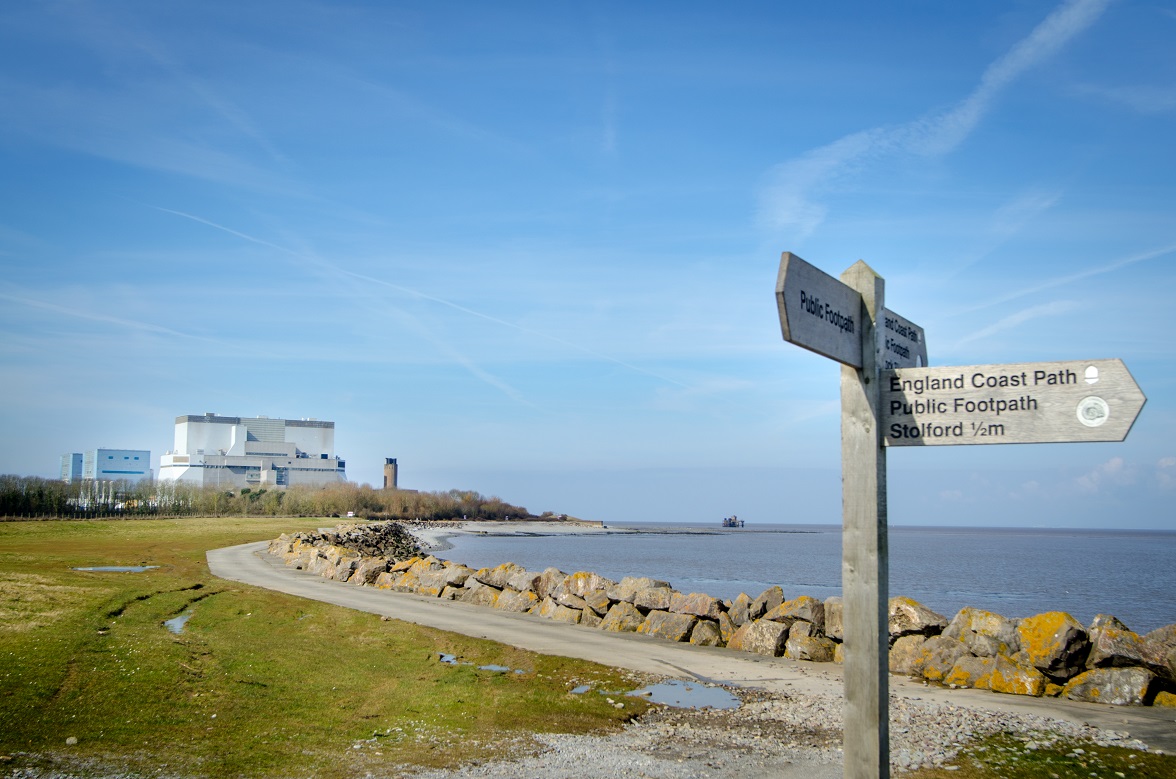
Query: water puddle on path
626 679 740 710
163 613 192 634
74 565 158 573
438 653 526 674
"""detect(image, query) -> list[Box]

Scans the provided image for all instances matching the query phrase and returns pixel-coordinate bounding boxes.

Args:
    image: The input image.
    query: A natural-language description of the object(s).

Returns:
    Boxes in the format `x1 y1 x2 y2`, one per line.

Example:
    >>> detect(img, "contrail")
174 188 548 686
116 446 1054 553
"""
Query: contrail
154 206 691 389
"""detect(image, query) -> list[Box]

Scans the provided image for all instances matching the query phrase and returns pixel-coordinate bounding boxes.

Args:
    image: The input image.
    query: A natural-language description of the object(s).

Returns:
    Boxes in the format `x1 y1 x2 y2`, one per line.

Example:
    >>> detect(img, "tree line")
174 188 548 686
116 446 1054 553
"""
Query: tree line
0 475 536 521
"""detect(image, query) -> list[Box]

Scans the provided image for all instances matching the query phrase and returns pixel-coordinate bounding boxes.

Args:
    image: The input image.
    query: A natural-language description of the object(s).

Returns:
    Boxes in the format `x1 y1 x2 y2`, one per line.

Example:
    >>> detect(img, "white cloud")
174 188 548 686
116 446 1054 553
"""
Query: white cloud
1074 457 1135 493
1076 83 1176 114
758 0 1108 239
960 241 1176 315
1157 457 1176 490
909 0 1110 156
949 299 1080 350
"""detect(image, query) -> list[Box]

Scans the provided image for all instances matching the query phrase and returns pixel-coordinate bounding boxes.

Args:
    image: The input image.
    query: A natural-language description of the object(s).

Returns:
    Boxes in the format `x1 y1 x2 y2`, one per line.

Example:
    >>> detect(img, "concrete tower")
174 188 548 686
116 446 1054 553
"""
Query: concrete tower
383 458 398 490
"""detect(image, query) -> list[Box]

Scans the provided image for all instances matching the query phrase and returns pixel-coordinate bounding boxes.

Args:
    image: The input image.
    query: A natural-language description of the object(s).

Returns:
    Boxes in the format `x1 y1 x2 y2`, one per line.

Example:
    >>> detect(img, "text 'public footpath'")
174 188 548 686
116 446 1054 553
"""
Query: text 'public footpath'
886 367 1078 442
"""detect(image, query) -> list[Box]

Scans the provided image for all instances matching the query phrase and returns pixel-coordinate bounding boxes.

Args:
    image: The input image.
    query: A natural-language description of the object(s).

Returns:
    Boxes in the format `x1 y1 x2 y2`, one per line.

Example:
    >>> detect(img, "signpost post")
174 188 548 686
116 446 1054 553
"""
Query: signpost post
774 252 1146 779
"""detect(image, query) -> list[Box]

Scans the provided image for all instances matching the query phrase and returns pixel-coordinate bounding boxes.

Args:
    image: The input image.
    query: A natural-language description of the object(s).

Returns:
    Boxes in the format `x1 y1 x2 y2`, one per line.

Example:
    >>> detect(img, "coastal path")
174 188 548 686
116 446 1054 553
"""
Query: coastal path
207 542 1176 753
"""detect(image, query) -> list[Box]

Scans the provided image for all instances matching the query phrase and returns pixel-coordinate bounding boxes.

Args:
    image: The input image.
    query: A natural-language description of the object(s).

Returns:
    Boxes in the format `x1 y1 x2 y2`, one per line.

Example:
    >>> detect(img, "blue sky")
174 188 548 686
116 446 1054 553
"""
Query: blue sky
2 0 1173 528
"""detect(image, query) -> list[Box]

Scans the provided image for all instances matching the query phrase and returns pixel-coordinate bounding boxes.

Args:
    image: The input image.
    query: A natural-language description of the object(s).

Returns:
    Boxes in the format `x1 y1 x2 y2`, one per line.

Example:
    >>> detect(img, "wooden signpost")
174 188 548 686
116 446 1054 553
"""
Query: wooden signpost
774 252 1146 779
883 359 1145 446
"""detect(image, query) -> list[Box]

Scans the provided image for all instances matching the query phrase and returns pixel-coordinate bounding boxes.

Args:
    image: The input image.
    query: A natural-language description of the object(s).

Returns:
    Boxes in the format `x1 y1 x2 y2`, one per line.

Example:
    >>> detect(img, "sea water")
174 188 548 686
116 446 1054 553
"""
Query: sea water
443 524 1176 634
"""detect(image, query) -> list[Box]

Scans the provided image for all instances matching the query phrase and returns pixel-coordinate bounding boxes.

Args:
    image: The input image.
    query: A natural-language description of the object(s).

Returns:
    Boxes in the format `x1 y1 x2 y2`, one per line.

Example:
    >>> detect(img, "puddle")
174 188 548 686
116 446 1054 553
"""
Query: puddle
163 613 192 634
570 684 592 695
438 653 525 674
625 679 740 710
74 566 158 573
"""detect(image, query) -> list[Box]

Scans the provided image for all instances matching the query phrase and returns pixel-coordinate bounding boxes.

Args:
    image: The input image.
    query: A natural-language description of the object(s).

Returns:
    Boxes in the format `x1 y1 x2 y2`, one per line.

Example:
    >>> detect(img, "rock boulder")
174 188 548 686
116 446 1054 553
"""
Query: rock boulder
729 619 789 657
1063 667 1155 706
1016 612 1090 681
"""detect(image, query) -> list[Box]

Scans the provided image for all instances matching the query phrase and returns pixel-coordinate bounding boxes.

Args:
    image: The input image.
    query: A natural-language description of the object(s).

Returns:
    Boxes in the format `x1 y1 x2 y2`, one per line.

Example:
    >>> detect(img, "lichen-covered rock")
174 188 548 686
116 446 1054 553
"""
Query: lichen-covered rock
506 569 541 593
269 534 294 555
599 601 645 633
474 562 526 589
1154 691 1176 708
638 611 698 642
332 556 361 582
690 619 724 647
389 556 419 573
1063 667 1155 706
583 589 612 617
533 567 568 600
669 592 724 621
943 607 1019 657
413 568 451 597
945 656 995 689
560 571 616 599
554 591 589 610
765 596 825 632
749 586 784 620
889 634 928 675
1143 624 1176 681
494 588 539 613
306 551 333 577
460 582 501 608
373 571 396 590
718 611 737 645
439 585 463 600
918 636 973 683
1144 623 1176 652
1016 612 1090 681
390 570 421 593
728 593 753 626
889 597 947 643
443 563 475 588
606 576 672 604
824 597 844 641
537 597 582 624
1090 614 1129 632
633 586 674 613
786 633 836 662
349 557 390 586
988 656 1047 697
728 619 789 657
1087 625 1154 671
580 608 602 628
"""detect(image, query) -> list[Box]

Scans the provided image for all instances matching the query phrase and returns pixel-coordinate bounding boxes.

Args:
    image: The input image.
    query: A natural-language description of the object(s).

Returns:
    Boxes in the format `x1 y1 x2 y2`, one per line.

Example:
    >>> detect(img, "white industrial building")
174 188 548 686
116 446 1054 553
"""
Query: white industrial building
157 413 347 489
59 449 152 482
60 453 83 482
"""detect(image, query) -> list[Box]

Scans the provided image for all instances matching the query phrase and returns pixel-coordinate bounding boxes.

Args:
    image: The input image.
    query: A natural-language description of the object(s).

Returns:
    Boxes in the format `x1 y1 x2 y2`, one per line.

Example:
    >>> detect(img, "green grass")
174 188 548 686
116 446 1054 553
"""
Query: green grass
912 730 1176 778
0 517 650 777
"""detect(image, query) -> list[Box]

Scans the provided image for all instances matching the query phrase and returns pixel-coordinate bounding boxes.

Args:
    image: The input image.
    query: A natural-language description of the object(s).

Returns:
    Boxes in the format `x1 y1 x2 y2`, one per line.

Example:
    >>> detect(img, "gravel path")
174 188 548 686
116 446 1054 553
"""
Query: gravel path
401 684 1147 778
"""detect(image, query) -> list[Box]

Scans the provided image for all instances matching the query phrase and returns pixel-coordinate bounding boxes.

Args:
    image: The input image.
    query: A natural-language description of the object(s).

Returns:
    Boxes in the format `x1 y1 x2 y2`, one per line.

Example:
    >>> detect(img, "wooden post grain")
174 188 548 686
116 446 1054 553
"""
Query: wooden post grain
840 260 889 779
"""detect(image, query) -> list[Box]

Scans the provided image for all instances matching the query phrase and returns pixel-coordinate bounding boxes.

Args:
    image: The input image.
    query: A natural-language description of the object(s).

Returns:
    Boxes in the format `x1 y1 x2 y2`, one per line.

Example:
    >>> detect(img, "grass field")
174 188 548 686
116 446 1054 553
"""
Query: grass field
3 517 1173 779
0 517 650 778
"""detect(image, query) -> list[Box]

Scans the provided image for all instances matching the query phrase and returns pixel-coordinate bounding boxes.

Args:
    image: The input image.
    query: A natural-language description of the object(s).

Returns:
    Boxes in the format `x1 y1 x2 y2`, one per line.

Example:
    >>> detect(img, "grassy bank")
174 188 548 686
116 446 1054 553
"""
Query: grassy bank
0 517 649 778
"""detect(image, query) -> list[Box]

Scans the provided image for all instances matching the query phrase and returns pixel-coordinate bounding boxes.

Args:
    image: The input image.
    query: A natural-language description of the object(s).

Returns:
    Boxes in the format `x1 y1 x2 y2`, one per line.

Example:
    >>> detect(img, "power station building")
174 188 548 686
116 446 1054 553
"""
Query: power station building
157 414 347 489
60 449 152 483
